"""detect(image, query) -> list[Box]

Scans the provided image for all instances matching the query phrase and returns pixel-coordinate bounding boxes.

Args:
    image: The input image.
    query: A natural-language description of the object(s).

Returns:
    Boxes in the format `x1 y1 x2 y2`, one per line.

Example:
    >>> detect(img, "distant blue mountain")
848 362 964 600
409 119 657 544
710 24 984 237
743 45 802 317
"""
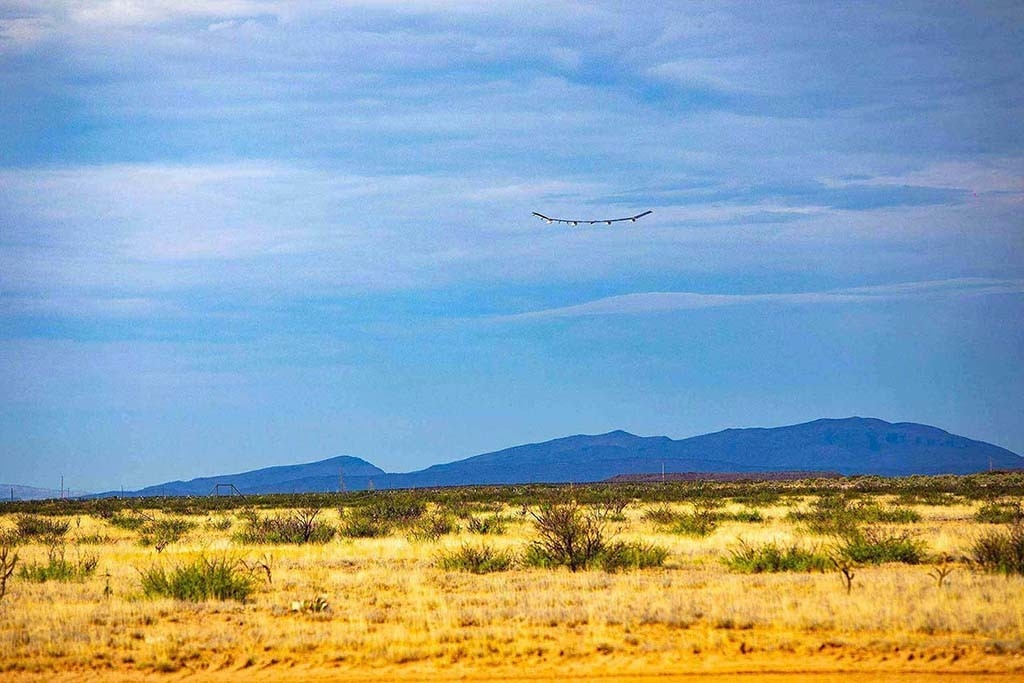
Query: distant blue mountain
105 417 1022 496
107 455 385 497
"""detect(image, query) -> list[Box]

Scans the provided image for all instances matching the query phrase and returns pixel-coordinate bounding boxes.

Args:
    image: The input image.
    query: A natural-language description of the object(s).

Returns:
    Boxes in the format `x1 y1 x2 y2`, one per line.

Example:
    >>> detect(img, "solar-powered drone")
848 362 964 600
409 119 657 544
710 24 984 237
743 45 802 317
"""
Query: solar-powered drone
532 210 652 227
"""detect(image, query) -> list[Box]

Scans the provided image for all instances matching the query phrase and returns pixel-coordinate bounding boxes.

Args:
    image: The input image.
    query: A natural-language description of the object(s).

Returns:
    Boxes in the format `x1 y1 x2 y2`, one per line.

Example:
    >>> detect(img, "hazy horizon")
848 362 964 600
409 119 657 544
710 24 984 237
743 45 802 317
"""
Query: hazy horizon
2 2 1022 491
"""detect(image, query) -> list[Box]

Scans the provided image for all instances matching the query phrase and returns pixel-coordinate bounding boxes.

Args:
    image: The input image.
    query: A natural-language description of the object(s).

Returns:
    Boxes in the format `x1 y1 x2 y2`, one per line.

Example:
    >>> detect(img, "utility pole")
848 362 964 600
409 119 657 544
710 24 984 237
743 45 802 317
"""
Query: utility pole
339 468 346 493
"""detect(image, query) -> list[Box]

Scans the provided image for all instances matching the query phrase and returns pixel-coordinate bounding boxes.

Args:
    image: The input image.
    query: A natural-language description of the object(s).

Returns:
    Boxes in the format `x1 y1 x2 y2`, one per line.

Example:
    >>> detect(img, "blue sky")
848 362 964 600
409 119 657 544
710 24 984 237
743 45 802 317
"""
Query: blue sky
1 1 1022 491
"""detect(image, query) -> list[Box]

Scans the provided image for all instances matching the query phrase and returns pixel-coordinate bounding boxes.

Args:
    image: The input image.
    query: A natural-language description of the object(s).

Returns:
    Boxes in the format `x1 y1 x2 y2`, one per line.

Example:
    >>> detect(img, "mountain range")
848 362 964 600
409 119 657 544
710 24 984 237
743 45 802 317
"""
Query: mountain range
94 417 1022 498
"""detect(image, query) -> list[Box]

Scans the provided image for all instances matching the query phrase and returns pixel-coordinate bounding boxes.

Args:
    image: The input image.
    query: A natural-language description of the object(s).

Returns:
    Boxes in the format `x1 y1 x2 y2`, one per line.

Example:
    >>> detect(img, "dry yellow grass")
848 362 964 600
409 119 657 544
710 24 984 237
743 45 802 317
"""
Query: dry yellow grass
0 497 1022 680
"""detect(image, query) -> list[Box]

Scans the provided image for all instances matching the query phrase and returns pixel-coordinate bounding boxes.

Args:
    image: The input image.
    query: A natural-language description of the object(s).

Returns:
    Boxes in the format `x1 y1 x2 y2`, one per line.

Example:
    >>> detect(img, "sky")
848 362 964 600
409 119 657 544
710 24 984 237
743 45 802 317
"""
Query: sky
1 1 1022 492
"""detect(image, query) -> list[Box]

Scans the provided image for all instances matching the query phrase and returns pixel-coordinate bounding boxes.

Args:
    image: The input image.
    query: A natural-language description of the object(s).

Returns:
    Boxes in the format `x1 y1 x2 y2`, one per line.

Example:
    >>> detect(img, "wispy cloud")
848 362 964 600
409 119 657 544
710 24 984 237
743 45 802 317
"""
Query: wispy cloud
498 278 1024 321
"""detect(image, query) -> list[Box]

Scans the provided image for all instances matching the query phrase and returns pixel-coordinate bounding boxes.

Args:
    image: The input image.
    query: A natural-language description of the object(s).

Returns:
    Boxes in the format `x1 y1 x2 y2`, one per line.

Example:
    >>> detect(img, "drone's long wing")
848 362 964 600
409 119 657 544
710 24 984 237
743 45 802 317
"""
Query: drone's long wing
532 210 652 226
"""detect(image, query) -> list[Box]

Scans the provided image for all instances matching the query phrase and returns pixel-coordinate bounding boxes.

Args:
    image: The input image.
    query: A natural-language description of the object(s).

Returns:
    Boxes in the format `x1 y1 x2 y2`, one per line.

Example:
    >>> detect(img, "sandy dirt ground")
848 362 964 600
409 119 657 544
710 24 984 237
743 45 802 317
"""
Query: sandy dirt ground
4 648 1023 682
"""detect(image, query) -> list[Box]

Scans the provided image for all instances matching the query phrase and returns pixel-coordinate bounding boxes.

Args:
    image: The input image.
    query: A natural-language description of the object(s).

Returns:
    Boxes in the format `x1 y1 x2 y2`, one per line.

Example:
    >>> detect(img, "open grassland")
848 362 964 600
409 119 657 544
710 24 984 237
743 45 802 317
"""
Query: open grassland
0 475 1022 680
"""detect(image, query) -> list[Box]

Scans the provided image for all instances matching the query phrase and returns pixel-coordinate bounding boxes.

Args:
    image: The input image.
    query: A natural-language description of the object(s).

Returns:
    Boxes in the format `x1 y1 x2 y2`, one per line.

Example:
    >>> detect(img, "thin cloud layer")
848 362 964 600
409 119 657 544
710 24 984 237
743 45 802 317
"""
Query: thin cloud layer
498 279 1024 321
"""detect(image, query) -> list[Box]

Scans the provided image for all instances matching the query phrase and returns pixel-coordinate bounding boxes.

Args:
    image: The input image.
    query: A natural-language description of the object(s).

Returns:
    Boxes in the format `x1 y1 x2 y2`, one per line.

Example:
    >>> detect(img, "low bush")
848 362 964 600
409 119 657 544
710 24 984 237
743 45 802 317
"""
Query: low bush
975 502 1023 524
528 500 609 571
235 508 335 544
598 541 669 572
108 512 147 531
74 533 112 545
15 515 70 540
139 518 196 549
437 544 514 573
727 490 782 507
718 508 765 523
409 512 460 541
360 495 427 526
140 556 257 601
671 509 719 537
836 527 927 565
337 496 428 538
205 516 234 531
724 539 830 573
644 503 762 529
18 546 97 582
970 523 1024 575
894 491 960 507
337 512 390 538
790 496 920 534
466 514 508 535
641 505 680 525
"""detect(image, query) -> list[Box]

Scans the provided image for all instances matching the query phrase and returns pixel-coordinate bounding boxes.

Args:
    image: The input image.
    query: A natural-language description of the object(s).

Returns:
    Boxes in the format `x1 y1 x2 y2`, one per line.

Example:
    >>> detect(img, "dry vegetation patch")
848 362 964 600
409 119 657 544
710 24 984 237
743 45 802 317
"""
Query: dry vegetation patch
0 476 1022 678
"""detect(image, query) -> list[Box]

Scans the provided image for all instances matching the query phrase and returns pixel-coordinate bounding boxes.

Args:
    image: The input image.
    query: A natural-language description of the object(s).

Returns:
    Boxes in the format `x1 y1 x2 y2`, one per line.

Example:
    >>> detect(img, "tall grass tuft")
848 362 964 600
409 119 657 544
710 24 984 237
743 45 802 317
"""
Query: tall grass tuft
140 556 257 601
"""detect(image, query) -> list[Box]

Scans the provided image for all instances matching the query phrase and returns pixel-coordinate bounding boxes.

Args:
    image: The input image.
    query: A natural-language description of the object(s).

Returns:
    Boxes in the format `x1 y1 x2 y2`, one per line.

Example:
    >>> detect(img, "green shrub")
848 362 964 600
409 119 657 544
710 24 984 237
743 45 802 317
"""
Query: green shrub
970 524 1024 575
789 496 920 534
140 556 256 601
409 512 460 541
108 512 147 531
727 491 782 507
836 527 927 565
520 544 556 569
74 533 112 545
437 544 513 573
205 516 234 531
336 496 430 538
867 505 922 524
894 491 960 507
466 514 508 535
641 504 680 525
15 515 70 540
139 518 196 549
671 509 719 537
18 546 97 582
337 510 390 538
975 502 1023 524
724 539 830 573
235 508 335 544
598 541 669 572
360 494 427 526
718 508 765 523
